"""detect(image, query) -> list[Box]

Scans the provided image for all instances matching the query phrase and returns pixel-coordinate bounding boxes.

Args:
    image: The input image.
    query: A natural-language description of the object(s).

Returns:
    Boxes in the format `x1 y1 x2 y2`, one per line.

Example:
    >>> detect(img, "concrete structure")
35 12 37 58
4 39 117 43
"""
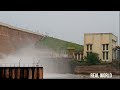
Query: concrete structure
0 22 44 55
84 33 118 62
67 47 75 58
67 48 83 61
0 67 43 79
73 51 83 61
112 46 120 61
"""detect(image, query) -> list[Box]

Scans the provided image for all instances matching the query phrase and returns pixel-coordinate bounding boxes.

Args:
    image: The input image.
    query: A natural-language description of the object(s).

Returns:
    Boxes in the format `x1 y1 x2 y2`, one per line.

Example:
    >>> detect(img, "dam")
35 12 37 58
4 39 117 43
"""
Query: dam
0 22 44 55
0 67 43 79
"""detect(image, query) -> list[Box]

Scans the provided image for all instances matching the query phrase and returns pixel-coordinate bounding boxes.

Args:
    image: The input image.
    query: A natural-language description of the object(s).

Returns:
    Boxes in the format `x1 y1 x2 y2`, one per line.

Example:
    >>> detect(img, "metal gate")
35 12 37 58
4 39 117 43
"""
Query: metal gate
0 67 43 79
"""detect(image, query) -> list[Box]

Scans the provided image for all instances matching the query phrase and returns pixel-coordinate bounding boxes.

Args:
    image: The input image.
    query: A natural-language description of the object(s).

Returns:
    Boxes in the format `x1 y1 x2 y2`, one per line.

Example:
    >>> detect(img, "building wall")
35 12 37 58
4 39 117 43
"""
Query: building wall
84 33 118 62
112 46 120 61
0 24 44 55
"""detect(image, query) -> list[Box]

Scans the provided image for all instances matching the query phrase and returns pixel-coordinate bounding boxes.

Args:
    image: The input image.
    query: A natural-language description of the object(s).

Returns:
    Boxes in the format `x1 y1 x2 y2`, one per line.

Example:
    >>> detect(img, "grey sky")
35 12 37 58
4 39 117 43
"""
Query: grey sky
0 11 119 45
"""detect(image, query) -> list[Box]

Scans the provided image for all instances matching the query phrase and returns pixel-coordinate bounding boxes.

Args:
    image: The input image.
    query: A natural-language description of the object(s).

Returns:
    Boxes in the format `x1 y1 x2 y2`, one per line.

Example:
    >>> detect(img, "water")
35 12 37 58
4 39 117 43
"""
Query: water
43 74 120 79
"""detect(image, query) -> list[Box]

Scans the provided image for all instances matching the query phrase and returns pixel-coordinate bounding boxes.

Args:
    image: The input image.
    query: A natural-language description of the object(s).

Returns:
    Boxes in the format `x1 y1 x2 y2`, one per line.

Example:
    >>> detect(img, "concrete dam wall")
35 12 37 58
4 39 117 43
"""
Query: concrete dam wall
0 22 44 55
0 23 72 75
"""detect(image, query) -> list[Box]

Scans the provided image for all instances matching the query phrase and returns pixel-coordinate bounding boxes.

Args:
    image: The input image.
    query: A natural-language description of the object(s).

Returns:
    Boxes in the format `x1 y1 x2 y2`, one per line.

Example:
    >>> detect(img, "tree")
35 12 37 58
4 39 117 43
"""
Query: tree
85 52 101 65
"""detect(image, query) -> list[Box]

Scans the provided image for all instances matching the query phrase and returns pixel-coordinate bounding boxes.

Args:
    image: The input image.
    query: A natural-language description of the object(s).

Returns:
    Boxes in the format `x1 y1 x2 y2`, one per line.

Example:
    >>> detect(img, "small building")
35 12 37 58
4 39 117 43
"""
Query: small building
67 47 83 61
67 47 75 58
84 33 118 62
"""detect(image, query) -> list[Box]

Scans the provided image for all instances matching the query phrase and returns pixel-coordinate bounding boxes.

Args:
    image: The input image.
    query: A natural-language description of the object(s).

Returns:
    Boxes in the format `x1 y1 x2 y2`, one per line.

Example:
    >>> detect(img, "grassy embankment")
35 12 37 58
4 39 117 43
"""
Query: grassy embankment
36 36 83 53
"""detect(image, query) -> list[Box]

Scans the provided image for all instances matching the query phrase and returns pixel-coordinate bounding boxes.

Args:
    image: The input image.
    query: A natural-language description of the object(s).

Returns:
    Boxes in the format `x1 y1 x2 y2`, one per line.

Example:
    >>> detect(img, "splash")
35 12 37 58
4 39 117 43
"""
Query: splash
0 44 72 74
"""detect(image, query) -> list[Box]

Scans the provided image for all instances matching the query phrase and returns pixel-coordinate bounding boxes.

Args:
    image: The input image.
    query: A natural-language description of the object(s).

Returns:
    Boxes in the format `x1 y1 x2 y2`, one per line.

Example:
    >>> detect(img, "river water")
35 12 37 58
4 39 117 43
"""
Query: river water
43 73 120 79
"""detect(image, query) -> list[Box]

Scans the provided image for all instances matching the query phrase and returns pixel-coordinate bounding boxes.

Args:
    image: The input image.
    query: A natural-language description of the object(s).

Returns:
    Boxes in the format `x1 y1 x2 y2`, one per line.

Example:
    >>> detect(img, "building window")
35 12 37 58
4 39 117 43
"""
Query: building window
106 44 109 50
87 45 89 51
103 44 109 51
103 52 105 60
103 44 105 50
90 44 92 51
87 44 92 51
106 52 108 60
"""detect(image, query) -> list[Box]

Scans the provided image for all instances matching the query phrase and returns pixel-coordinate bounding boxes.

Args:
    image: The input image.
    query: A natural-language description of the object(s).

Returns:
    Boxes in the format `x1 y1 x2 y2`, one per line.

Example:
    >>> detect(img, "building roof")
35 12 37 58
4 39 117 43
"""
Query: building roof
0 22 45 37
84 33 118 38
85 33 113 35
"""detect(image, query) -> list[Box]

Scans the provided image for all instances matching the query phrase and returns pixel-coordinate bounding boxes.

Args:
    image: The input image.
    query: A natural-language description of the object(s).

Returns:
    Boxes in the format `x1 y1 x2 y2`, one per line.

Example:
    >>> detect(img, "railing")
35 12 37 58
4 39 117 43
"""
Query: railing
0 62 43 67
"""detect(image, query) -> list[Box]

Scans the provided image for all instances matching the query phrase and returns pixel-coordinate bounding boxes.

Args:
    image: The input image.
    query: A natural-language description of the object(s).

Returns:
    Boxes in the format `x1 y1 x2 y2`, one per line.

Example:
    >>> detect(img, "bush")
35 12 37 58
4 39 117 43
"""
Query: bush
70 59 87 66
70 60 80 66
85 52 101 65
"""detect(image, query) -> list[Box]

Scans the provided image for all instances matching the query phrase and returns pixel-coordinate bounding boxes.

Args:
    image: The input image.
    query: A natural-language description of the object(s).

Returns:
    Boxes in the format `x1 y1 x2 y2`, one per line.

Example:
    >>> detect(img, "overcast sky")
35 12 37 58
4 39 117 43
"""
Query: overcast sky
0 11 119 45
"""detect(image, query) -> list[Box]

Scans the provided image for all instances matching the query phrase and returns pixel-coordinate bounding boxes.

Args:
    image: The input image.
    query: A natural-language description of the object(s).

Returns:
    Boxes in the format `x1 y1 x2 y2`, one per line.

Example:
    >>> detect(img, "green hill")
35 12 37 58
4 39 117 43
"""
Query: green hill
36 36 83 52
